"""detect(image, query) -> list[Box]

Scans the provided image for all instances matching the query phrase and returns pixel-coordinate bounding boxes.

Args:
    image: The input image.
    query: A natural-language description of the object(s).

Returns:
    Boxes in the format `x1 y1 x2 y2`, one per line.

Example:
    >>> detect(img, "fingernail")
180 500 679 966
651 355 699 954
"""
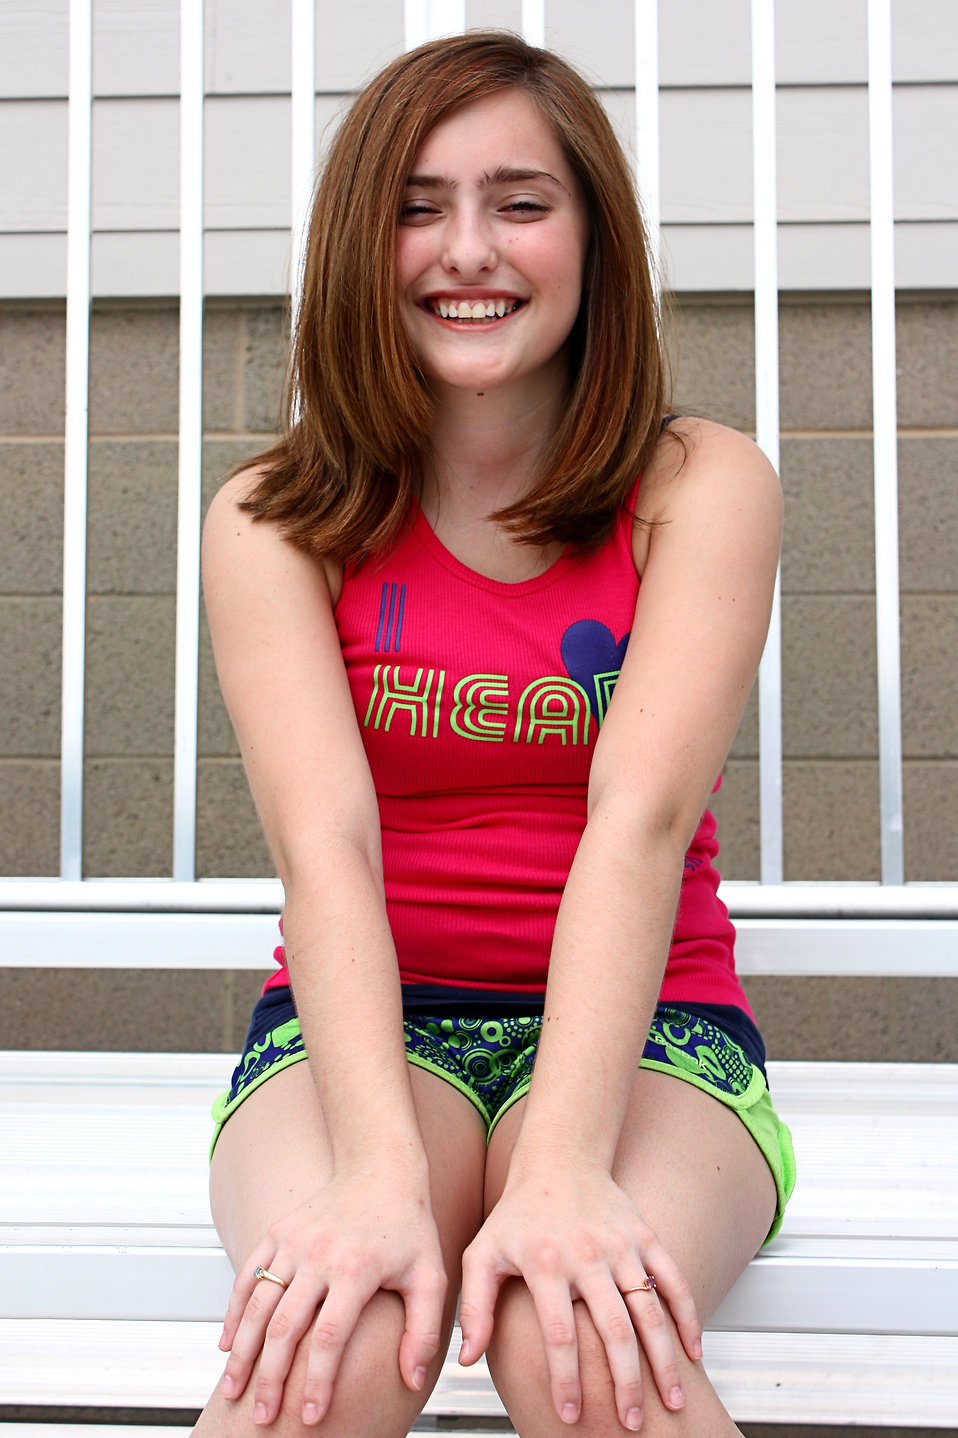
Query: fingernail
254 1402 268 1424
626 1408 643 1431
694 1338 704 1360
561 1402 579 1424
217 1330 228 1350
221 1375 236 1398
303 1402 319 1424
669 1386 685 1409
458 1338 471 1363
413 1365 427 1390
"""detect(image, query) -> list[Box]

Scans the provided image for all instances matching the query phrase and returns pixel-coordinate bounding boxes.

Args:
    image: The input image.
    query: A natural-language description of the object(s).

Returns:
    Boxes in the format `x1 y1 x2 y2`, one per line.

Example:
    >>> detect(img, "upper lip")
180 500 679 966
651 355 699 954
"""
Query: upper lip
420 289 526 304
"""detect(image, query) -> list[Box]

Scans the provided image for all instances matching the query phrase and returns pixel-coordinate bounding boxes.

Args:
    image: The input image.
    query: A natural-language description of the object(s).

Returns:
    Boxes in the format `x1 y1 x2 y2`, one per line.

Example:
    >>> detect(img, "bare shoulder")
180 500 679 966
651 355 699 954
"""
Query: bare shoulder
642 417 780 522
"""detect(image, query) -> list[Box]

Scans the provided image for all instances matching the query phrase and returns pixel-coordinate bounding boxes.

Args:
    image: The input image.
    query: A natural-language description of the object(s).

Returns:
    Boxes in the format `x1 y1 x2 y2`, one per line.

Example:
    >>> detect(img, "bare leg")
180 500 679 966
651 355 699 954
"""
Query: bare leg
484 1070 777 1437
193 1061 487 1437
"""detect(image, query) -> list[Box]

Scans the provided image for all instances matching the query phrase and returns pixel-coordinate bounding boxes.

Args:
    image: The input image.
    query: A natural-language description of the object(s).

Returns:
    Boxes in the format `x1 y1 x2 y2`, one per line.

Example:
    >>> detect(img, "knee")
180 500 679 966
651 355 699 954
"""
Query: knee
197 1290 441 1438
487 1280 723 1438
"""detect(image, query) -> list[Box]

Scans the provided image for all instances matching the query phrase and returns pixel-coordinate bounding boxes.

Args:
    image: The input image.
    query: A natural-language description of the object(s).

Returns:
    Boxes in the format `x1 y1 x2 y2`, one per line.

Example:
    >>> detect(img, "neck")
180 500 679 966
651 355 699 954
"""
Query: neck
424 366 568 517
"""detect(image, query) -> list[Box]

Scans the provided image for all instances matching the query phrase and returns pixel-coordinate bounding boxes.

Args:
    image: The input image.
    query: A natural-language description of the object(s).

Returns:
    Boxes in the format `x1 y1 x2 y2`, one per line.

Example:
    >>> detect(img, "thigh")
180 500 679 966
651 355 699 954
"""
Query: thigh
198 1060 487 1438
483 1068 777 1437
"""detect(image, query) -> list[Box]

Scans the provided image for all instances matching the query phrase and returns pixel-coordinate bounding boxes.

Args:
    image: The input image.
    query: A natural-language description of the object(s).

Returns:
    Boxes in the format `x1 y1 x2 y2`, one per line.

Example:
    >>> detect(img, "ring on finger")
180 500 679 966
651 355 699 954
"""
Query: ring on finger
254 1264 288 1289
620 1275 657 1295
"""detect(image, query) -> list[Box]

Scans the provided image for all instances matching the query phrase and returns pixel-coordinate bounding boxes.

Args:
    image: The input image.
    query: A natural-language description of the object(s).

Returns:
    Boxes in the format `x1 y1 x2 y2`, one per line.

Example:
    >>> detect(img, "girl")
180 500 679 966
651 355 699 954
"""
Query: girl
197 31 794 1438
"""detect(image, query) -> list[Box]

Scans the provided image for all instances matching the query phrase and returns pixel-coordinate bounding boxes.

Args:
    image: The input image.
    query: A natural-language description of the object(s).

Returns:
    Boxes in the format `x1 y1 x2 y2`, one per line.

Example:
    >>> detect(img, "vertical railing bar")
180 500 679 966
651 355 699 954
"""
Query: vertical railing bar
60 0 93 882
867 0 905 885
172 0 205 882
633 0 660 244
290 0 316 349
751 0 784 885
521 0 545 48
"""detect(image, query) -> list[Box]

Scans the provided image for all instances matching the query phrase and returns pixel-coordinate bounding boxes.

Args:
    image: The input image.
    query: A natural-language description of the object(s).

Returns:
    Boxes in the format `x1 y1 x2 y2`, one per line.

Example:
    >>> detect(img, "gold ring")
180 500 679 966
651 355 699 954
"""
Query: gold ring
621 1275 657 1295
254 1264 288 1289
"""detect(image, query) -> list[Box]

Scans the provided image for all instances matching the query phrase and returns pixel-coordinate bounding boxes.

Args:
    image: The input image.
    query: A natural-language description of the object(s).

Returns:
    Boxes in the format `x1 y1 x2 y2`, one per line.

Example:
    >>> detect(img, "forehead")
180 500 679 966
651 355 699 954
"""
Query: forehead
410 89 575 185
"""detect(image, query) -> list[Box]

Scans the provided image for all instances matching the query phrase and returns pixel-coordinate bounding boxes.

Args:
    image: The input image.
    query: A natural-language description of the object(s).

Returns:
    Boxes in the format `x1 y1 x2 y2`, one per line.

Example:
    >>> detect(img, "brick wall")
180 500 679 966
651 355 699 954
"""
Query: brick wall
1 293 956 1056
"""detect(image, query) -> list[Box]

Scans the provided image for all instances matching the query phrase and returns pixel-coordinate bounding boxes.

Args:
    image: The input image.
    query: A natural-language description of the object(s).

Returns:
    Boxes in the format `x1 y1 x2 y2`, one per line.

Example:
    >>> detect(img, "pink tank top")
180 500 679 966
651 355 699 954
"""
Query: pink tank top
266 482 750 1015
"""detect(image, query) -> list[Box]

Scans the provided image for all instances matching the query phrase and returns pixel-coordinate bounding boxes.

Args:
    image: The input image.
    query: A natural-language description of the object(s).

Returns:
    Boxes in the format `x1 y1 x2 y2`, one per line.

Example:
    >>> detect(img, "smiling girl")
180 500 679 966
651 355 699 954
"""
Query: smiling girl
196 31 794 1438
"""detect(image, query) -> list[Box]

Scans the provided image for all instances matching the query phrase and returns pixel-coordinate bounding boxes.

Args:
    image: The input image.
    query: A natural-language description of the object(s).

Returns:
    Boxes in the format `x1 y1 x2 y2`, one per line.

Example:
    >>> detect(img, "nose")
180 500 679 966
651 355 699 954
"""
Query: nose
441 207 497 278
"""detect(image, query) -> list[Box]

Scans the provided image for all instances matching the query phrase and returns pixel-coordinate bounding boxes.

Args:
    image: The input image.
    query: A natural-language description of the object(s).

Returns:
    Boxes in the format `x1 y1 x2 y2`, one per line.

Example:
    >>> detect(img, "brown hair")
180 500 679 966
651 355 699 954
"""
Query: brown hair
241 31 671 561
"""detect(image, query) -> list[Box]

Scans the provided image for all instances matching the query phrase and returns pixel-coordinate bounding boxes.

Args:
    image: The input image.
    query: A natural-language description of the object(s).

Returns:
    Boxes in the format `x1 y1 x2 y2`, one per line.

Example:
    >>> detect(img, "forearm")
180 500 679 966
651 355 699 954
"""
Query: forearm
281 840 428 1178
512 807 686 1173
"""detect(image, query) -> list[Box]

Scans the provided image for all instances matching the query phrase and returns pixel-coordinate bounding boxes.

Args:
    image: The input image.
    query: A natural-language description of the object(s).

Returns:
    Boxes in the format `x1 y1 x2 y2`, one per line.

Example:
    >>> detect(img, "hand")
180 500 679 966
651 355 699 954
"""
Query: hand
458 1163 701 1430
218 1169 447 1427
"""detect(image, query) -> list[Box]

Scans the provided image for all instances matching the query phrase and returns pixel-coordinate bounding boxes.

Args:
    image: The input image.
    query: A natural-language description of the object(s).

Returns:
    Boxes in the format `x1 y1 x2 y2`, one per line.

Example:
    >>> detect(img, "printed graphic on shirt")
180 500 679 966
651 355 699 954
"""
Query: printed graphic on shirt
361 604 630 744
375 582 406 653
560 619 631 726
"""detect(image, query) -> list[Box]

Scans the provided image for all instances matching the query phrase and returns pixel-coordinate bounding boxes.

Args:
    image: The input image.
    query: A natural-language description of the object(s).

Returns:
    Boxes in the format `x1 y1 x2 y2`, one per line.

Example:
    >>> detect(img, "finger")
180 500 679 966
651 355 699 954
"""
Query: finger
457 1243 506 1366
299 1285 372 1426
528 1279 582 1426
220 1249 276 1350
252 1284 331 1426
622 1283 684 1415
642 1241 703 1363
579 1281 646 1431
396 1260 448 1393
220 1268 290 1403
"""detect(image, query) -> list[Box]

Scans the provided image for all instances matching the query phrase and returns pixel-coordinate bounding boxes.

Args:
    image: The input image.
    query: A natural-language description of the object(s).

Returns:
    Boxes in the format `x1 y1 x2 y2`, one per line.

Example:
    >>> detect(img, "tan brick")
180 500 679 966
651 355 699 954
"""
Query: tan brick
0 597 61 756
783 595 878 758
242 303 288 434
0 759 60 875
903 760 958 881
0 440 64 593
87 439 178 593
203 304 244 433
196 758 274 878
0 304 65 434
83 758 173 876
779 301 873 431
780 436 874 595
897 298 958 429
783 761 881 880
84 596 175 757
899 436 958 593
900 598 958 759
741 976 958 1063
89 304 179 435
0 967 241 1053
669 299 756 431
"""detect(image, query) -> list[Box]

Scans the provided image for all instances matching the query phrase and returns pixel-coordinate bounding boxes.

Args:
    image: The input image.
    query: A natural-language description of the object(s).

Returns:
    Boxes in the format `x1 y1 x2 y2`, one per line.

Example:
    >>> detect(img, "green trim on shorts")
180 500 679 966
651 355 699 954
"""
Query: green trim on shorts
210 1005 795 1241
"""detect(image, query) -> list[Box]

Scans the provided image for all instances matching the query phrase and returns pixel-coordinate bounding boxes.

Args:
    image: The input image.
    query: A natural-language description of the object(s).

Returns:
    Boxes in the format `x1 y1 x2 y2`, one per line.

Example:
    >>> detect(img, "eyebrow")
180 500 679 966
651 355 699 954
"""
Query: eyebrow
404 166 569 193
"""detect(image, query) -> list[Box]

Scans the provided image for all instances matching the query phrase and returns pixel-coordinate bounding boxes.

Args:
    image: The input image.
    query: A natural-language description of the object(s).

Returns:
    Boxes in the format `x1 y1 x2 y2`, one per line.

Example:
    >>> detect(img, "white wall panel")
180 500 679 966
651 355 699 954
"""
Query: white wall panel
1 0 956 296
0 0 68 100
0 101 67 230
4 0 954 97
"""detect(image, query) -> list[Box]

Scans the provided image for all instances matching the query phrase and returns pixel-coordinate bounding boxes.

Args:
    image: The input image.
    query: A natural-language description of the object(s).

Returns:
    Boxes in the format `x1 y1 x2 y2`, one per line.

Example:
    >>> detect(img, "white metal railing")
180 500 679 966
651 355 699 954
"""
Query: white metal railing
3 0 944 928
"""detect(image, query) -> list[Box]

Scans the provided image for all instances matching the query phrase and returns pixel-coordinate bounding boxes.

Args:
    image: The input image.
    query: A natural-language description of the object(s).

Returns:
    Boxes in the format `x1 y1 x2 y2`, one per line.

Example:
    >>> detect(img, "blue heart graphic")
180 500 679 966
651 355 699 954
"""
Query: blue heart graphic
560 620 630 722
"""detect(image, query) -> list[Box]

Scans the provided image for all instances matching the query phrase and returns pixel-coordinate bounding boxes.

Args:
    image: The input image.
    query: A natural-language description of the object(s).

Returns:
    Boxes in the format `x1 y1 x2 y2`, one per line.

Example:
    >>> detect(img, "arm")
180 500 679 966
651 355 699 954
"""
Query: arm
203 475 446 1423
459 421 783 1422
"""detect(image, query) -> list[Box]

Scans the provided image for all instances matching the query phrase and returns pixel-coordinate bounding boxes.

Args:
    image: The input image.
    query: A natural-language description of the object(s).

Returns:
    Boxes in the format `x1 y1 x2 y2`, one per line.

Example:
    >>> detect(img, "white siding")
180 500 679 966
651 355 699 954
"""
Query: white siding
1 0 955 297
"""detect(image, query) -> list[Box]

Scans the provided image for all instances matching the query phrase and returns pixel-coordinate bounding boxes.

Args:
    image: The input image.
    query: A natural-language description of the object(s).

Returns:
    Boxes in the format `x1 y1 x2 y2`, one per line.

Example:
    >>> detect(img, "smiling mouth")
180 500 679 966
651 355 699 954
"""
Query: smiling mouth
425 298 524 322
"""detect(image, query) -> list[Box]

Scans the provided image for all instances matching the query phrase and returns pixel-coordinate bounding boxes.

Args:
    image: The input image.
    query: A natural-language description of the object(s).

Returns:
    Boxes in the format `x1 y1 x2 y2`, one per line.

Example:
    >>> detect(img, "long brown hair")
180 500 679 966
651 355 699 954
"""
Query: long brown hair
241 31 671 561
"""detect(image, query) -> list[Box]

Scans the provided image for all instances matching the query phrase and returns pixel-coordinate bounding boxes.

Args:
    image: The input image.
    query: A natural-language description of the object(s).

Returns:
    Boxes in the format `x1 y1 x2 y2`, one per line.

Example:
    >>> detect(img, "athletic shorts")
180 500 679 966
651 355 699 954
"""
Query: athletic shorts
211 988 796 1243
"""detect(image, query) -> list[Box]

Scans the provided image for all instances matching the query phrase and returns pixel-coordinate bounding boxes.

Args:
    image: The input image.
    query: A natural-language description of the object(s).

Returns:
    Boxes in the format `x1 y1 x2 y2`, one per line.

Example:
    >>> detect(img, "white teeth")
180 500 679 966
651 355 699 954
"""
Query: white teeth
430 298 519 321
